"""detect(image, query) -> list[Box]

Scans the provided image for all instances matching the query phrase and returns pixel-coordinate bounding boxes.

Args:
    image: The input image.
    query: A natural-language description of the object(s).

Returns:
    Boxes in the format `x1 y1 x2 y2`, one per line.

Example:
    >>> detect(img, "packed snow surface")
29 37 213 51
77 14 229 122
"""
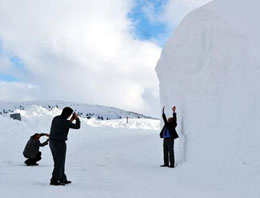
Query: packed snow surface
0 105 260 197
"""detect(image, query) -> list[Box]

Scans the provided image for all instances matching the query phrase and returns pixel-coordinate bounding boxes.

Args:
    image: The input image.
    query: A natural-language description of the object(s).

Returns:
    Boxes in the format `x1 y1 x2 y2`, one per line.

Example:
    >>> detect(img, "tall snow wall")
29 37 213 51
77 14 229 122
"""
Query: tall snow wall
156 0 260 175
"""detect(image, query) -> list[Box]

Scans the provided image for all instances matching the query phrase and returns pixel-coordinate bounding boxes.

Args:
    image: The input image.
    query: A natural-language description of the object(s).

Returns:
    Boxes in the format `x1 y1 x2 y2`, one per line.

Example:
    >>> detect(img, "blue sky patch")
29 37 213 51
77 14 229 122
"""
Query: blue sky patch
0 41 24 82
128 0 170 46
9 56 25 69
0 74 19 82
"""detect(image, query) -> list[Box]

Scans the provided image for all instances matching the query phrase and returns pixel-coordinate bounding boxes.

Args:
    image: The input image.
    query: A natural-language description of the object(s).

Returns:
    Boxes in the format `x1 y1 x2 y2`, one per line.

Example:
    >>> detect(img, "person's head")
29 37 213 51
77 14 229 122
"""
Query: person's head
31 133 41 140
61 107 73 119
168 117 174 123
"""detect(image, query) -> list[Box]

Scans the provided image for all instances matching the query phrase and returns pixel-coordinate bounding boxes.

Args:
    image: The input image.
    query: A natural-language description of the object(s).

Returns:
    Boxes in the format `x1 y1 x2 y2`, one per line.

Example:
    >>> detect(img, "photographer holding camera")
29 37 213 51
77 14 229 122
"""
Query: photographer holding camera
49 107 81 186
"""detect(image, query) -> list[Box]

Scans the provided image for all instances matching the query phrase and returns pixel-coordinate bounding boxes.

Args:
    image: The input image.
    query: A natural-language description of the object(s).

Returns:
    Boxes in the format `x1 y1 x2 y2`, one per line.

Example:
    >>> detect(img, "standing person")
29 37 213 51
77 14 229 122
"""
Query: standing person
23 133 49 166
49 107 81 186
160 106 179 168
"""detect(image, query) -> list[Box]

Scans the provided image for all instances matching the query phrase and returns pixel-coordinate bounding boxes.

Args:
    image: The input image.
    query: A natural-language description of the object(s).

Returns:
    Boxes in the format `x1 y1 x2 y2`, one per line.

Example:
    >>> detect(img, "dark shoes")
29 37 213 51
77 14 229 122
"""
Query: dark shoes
50 181 65 186
61 180 72 184
160 164 168 167
50 180 71 186
160 164 175 168
28 163 39 166
25 161 39 166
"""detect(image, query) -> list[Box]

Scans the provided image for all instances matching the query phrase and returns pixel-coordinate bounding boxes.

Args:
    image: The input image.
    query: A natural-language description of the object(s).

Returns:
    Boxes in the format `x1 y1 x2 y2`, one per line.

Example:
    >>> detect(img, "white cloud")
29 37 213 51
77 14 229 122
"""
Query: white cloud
0 81 40 101
162 0 212 26
0 0 161 116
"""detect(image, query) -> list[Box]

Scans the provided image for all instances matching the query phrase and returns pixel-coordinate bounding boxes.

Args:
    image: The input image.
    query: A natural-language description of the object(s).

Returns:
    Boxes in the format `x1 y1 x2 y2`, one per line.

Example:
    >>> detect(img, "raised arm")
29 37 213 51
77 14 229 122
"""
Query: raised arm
162 106 168 124
39 133 49 137
67 113 81 129
171 106 177 127
38 133 49 147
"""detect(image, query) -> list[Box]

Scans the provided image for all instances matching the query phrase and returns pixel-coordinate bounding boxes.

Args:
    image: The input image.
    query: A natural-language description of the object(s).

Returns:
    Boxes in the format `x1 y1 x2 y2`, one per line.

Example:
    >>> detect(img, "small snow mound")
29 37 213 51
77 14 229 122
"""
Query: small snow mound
86 118 160 130
15 105 61 118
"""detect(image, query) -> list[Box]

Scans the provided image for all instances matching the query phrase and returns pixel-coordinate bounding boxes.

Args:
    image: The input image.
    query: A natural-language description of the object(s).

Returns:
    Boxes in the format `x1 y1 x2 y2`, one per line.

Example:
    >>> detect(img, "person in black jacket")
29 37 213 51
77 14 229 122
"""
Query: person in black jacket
23 133 49 166
49 107 81 186
160 106 178 168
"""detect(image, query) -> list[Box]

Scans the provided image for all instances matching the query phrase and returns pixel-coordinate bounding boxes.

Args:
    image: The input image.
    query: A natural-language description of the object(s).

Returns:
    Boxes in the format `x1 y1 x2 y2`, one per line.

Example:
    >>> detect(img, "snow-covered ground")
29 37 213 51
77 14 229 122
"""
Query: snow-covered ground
0 106 260 198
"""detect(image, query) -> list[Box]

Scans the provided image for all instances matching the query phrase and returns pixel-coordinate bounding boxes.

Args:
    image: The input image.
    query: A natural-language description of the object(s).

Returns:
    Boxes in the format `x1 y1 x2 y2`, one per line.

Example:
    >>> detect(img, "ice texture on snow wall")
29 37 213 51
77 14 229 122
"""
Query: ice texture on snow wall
156 0 260 174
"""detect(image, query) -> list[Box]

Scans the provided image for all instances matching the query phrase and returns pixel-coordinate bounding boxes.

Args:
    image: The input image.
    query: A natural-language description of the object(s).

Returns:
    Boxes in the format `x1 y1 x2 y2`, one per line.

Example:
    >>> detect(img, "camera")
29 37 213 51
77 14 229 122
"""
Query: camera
72 112 76 119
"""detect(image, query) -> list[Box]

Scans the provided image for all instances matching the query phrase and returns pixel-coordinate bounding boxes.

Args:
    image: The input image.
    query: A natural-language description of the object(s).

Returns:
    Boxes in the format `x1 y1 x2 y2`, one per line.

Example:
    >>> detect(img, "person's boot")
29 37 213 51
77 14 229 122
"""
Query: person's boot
61 180 72 184
168 164 175 168
160 164 168 167
30 163 39 166
25 160 38 166
24 160 30 166
60 174 71 184
50 180 65 186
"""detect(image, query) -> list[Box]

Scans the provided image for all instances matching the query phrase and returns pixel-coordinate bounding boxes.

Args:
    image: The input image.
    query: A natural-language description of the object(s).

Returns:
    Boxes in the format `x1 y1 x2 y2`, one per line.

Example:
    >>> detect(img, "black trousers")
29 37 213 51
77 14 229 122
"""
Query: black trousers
49 140 67 182
24 152 42 165
163 138 175 166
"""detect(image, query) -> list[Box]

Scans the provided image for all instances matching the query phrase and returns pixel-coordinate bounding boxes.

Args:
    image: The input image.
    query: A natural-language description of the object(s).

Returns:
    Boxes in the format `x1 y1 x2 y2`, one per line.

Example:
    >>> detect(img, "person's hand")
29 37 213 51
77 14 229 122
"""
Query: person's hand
72 112 78 120
70 113 76 122
162 106 165 113
171 106 176 113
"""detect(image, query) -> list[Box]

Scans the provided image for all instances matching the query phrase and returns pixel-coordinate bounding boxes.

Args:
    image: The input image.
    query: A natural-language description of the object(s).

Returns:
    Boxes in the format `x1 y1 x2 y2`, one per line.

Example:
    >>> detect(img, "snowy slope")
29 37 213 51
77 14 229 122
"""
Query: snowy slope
156 0 260 188
0 105 259 197
0 100 155 120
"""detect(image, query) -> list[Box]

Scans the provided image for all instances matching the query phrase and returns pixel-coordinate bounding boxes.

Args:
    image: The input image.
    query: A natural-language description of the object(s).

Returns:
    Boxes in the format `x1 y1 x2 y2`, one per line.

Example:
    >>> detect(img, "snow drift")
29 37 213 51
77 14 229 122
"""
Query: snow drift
156 0 260 176
0 100 155 120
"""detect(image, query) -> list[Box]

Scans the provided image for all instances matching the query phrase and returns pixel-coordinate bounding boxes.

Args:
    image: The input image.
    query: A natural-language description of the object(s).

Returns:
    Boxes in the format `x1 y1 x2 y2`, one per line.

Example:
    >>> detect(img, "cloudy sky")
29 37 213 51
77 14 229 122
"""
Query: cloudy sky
0 0 211 116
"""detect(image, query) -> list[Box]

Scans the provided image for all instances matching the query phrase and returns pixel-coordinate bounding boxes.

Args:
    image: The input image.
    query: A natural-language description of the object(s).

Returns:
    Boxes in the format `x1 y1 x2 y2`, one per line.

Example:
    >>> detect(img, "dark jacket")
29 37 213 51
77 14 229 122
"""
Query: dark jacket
160 112 179 139
23 137 48 159
50 115 81 142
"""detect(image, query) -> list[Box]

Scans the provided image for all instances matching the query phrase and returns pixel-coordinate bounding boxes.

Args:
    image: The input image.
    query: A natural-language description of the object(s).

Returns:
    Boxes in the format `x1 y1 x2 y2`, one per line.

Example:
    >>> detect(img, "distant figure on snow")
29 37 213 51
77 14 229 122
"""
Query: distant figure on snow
23 133 49 166
49 107 81 186
160 106 178 168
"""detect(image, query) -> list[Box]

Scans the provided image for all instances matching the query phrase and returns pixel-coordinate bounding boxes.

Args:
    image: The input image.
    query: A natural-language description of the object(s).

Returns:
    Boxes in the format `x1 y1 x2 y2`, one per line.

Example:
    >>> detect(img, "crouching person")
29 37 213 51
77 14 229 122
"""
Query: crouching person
23 133 49 166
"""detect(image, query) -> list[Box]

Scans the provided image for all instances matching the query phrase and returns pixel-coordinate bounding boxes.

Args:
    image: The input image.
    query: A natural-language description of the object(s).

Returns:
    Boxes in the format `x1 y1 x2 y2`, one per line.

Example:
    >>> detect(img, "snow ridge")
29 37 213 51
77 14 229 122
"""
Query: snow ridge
0 100 156 120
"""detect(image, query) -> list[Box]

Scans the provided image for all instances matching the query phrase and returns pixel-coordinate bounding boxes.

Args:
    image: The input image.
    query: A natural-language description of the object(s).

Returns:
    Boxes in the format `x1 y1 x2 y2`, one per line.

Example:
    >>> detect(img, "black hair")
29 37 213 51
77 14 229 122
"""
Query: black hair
61 107 73 119
31 133 39 139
